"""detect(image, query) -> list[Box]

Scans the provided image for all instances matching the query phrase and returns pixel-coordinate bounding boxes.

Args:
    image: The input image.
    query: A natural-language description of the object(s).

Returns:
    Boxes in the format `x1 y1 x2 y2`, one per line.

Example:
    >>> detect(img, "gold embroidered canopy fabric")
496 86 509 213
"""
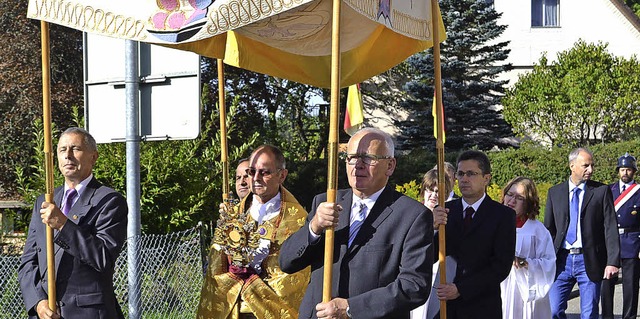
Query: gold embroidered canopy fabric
27 0 446 87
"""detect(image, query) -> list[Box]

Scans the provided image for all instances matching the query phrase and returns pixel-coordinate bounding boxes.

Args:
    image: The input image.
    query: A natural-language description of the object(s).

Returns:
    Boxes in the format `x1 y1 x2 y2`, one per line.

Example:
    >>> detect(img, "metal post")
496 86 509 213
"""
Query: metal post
125 39 142 319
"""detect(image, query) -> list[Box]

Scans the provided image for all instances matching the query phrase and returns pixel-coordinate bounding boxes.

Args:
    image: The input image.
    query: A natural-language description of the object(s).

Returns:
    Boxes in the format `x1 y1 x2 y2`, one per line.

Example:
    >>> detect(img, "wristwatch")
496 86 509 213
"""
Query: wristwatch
346 306 352 318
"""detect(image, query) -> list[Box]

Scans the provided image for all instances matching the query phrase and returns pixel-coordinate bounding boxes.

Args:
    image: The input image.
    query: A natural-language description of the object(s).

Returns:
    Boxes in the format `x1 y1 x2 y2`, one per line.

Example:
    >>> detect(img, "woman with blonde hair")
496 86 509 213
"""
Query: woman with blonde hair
500 177 556 319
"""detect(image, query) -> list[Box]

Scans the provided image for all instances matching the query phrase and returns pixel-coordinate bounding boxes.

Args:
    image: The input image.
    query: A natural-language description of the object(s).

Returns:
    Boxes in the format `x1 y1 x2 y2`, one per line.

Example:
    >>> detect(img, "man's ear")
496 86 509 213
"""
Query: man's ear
279 169 288 183
385 158 397 177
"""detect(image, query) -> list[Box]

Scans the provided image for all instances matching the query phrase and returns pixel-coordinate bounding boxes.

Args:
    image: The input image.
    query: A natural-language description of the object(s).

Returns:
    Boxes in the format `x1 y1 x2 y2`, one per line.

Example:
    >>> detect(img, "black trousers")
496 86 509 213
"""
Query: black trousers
601 257 640 319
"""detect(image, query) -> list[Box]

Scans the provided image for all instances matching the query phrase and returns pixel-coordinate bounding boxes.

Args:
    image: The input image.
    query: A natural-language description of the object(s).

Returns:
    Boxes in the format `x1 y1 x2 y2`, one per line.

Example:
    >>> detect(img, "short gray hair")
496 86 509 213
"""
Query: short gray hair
569 147 593 163
61 127 97 152
352 128 395 157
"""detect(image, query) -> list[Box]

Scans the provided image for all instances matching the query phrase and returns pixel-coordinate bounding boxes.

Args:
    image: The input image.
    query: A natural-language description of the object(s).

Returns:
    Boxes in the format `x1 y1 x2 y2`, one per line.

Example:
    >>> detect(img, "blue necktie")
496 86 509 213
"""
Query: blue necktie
348 202 367 247
566 188 581 244
62 188 78 216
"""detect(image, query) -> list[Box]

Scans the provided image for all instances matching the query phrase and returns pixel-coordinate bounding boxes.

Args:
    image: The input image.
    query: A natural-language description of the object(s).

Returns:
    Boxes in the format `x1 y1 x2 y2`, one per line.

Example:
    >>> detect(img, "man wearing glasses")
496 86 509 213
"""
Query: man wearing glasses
432 150 516 318
197 145 310 319
279 128 434 319
545 148 620 319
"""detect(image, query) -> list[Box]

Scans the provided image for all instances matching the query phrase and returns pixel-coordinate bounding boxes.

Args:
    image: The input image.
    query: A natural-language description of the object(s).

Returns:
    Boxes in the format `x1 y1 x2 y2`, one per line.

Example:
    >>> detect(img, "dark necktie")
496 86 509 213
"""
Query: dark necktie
463 206 474 232
566 188 581 244
62 188 78 216
348 202 367 247
622 184 626 192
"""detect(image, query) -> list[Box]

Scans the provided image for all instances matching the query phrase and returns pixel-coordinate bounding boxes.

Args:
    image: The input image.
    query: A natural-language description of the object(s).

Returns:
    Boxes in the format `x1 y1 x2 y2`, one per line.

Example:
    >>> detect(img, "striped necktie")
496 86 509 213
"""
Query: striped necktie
348 202 367 247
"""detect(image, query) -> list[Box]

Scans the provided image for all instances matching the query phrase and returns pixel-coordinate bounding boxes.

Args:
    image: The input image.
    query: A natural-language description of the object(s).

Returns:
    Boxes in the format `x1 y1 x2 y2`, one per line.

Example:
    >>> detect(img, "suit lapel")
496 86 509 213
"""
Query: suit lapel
610 183 620 199
55 178 98 276
581 183 595 217
466 197 487 234
337 190 352 252
347 187 395 252
66 178 98 225
53 186 66 276
557 182 571 230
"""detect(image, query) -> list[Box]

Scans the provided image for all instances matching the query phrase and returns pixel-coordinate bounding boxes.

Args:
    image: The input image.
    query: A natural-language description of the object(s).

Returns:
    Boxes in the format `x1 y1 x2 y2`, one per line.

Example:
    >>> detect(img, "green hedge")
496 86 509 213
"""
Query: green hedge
393 139 640 220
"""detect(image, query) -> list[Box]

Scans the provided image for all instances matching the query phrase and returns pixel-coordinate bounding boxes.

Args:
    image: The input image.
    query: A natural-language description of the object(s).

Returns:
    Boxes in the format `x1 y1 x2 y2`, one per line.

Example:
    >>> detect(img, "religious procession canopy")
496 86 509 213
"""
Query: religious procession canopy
28 0 445 88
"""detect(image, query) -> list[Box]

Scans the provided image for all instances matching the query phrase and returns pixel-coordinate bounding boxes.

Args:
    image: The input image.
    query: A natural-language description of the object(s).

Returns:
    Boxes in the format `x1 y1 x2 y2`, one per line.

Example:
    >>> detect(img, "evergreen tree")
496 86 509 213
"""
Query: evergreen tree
397 0 513 151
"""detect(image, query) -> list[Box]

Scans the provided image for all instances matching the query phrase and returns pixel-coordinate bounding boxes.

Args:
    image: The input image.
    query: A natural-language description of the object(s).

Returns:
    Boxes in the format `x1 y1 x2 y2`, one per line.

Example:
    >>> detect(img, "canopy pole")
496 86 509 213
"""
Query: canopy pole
430 0 447 318
217 59 230 201
322 0 342 302
40 20 57 313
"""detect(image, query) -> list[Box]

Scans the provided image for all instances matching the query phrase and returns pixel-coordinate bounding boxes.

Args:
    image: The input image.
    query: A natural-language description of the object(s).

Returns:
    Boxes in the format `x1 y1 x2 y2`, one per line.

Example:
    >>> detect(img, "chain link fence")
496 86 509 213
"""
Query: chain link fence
0 225 208 319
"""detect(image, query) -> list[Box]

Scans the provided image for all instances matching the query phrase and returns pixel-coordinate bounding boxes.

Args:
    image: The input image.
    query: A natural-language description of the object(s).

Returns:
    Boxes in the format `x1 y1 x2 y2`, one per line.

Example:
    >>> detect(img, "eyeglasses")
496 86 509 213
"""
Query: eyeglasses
344 153 393 165
455 171 482 178
246 167 281 177
504 192 526 202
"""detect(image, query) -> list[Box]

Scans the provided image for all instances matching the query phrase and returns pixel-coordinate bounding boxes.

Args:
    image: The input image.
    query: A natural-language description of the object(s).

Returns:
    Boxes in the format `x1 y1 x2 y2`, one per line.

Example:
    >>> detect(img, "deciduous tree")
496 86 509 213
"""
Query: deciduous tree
502 40 640 147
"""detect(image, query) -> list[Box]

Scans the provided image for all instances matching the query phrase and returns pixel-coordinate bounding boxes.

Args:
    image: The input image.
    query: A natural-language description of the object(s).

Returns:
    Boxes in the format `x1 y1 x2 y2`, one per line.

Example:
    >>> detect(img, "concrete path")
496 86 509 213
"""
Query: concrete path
566 276 637 318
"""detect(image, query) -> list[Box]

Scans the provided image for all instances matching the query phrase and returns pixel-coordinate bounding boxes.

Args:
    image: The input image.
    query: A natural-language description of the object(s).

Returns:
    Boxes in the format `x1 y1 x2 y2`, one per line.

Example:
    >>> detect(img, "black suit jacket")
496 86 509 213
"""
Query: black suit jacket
18 178 128 319
279 186 433 319
440 196 516 318
544 179 621 282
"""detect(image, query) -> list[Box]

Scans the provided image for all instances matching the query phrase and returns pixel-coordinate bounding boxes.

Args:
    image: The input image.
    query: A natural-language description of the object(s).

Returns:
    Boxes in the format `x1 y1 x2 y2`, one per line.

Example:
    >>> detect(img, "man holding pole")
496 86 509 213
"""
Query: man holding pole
18 127 128 319
279 128 433 319
432 150 516 318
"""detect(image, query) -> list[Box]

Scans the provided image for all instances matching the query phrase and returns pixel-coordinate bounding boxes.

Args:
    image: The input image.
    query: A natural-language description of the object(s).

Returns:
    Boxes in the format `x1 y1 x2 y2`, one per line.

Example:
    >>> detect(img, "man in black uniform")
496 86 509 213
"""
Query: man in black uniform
601 153 640 319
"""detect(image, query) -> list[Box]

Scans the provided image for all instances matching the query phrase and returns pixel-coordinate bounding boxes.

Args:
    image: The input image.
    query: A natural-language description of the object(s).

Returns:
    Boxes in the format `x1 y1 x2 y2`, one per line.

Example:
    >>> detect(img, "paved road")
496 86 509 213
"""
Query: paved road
566 276 637 318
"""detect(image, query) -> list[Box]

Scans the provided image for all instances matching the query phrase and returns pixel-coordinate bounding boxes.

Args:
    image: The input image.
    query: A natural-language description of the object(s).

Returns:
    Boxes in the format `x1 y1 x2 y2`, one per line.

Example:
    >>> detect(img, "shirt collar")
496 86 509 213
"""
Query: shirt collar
64 174 93 199
569 180 585 193
250 192 282 224
352 187 385 212
462 193 486 212
620 180 635 190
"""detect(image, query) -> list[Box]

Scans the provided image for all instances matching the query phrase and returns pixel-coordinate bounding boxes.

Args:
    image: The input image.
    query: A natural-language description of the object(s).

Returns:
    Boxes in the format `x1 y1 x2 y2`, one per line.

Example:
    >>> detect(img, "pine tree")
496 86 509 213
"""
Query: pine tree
397 0 514 151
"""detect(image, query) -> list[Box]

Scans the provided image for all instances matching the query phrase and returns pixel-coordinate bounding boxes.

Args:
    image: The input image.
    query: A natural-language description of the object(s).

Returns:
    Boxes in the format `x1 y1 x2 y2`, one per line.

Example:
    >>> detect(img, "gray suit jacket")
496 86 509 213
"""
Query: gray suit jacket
279 186 433 319
18 177 128 319
544 179 620 282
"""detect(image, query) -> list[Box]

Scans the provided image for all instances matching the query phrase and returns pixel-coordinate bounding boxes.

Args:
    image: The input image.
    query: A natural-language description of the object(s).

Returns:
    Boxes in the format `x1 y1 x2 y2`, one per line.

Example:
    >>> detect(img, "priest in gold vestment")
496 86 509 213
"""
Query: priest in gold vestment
197 145 310 319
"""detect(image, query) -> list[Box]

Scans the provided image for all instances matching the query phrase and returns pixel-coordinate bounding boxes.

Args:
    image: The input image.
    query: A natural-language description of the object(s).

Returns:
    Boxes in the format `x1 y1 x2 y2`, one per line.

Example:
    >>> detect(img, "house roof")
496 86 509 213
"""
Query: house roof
610 0 640 33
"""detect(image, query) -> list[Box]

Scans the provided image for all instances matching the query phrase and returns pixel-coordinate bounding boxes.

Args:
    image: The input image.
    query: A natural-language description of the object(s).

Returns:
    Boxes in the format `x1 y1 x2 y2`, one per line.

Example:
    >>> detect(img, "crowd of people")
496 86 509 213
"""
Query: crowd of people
17 127 640 319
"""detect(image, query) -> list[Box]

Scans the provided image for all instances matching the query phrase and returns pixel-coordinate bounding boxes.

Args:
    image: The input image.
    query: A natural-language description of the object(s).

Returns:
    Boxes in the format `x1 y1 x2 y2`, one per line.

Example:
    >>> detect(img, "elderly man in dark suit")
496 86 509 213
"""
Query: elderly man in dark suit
601 152 640 319
279 128 433 319
432 150 516 318
18 127 128 319
544 147 620 319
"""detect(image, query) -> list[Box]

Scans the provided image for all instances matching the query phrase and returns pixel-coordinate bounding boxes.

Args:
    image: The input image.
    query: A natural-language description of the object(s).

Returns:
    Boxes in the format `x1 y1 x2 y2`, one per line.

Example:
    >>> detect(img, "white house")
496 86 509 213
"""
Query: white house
493 0 640 85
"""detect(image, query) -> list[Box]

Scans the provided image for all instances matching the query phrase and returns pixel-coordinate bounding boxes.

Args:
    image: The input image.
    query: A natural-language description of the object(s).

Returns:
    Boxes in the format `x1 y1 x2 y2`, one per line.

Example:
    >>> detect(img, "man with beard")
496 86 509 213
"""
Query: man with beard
601 153 640 319
544 147 620 319
197 145 310 319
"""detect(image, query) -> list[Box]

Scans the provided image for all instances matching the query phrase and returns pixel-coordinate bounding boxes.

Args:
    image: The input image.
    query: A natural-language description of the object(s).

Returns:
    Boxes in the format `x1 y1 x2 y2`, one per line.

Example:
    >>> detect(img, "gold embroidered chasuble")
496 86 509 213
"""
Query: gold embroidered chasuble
197 187 310 319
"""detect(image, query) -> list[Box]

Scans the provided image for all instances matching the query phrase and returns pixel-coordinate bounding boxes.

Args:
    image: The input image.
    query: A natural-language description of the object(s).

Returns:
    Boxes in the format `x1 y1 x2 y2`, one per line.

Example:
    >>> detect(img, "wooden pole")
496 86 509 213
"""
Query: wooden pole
217 59 230 201
322 0 342 302
40 20 57 312
430 0 447 318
